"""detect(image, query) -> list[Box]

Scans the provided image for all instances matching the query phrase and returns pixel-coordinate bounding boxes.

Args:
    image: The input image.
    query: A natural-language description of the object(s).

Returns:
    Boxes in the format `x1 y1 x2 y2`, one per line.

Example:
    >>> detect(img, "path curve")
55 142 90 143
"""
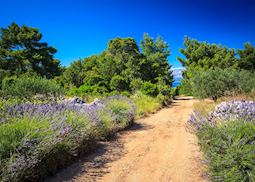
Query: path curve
48 97 205 182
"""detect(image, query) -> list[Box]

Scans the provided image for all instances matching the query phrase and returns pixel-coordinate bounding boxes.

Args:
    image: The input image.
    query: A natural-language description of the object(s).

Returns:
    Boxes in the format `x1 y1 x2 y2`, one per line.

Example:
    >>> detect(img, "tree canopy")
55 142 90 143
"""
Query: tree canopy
62 33 173 96
238 43 255 71
177 37 255 96
0 22 62 78
178 37 237 78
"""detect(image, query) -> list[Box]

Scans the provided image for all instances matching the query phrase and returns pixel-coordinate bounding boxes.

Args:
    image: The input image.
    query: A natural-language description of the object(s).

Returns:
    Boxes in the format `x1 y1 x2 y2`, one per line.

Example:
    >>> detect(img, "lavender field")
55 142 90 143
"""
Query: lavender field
188 99 255 181
0 96 135 181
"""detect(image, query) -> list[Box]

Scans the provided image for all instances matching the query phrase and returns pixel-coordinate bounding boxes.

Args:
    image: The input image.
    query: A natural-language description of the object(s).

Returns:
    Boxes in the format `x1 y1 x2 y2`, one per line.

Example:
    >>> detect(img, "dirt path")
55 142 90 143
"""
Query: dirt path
48 97 205 182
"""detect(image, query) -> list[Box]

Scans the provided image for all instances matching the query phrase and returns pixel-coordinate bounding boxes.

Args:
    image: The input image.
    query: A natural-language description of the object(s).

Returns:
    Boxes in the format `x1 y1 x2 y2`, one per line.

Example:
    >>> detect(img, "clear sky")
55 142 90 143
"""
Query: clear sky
1 0 255 68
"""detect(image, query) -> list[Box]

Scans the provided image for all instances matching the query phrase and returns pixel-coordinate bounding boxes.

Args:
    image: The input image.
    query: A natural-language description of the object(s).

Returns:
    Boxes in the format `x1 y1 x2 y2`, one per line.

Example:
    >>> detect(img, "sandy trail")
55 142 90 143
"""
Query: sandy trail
48 97 205 182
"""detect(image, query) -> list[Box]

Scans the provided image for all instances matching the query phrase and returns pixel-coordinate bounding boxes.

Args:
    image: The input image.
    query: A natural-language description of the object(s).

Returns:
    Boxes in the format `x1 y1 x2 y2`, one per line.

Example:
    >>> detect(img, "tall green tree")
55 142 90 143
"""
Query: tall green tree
63 34 173 95
0 22 61 78
61 59 86 88
238 43 255 71
177 37 238 95
105 37 142 82
178 37 237 79
140 33 173 86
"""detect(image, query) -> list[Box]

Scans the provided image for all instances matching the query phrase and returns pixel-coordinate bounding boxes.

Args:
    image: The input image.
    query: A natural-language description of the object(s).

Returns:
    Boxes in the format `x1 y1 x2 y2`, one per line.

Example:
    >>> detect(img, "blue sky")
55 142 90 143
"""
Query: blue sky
1 0 255 68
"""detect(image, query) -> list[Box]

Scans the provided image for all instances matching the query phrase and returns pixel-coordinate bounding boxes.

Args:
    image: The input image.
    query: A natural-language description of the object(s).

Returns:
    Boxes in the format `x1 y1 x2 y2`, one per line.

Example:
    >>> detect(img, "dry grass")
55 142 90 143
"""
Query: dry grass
219 90 255 102
192 99 218 116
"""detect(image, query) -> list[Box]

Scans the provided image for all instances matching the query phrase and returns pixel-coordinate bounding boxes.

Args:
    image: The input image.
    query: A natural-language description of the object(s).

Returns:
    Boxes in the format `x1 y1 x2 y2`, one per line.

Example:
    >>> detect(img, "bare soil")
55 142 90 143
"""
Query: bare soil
48 97 205 182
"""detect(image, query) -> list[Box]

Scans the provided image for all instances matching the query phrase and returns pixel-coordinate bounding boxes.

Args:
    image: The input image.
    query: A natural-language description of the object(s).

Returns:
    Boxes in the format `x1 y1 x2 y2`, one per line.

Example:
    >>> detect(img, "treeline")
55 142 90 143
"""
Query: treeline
1 22 255 100
59 34 173 97
178 37 255 100
0 23 173 98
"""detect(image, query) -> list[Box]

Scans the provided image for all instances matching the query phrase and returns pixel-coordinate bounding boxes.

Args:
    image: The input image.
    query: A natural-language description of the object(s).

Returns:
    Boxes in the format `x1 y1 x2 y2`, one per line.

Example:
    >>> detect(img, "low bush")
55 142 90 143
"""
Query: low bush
178 78 193 96
1 76 64 98
191 68 255 101
0 96 135 181
140 81 158 96
188 100 255 131
131 91 163 117
0 69 10 90
188 100 255 181
198 121 255 181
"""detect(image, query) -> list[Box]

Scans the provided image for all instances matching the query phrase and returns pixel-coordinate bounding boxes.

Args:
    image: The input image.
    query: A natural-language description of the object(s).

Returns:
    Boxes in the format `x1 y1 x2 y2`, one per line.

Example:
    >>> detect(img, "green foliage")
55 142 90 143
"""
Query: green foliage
178 37 237 78
178 78 193 96
0 117 52 161
130 78 143 92
66 84 107 98
198 121 255 181
61 33 173 96
156 79 173 96
178 37 238 95
140 33 173 85
110 75 129 92
140 81 158 96
191 68 255 101
0 69 10 89
178 38 255 97
104 99 133 126
238 43 255 71
1 76 63 98
0 22 62 78
60 60 87 88
131 91 163 117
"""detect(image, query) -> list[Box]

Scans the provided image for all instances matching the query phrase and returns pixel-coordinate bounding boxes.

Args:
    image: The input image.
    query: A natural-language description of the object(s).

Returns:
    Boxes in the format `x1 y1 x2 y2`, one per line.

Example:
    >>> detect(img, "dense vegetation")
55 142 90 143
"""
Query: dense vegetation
191 68 255 100
60 33 173 98
1 22 255 181
0 23 172 181
0 96 135 181
180 36 255 181
178 37 255 98
188 100 255 181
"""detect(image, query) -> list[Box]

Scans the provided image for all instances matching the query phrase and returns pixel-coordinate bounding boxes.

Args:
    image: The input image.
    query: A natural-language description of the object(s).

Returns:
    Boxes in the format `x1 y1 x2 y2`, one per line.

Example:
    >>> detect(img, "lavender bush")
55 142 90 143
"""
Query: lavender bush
189 100 255 181
188 100 255 131
0 96 135 181
209 100 255 123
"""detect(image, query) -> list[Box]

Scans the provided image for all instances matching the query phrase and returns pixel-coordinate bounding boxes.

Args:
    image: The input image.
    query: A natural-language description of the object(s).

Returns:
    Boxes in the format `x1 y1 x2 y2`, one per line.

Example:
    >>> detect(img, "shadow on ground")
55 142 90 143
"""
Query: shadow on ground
174 96 193 101
46 122 153 182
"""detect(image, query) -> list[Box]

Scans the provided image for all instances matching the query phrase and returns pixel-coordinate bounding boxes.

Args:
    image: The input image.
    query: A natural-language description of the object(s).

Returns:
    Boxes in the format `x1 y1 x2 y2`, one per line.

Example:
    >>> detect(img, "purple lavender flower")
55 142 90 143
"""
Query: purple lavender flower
209 100 255 123
188 100 255 131
0 96 136 181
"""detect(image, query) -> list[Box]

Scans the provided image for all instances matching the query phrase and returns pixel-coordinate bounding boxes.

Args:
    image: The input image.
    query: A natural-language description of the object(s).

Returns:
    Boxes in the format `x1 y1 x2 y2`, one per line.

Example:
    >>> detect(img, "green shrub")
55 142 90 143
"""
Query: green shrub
104 98 134 127
92 85 108 94
131 91 162 117
140 81 158 96
66 84 108 98
121 91 131 97
130 78 143 92
0 117 52 161
110 75 129 92
191 68 255 101
0 69 10 90
0 96 135 181
1 76 63 98
198 121 255 181
178 78 193 96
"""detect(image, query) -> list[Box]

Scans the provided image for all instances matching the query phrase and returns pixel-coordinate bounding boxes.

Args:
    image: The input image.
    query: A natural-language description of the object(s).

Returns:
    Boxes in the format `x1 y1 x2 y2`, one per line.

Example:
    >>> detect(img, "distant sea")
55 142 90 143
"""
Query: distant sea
172 67 184 88
172 80 181 88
